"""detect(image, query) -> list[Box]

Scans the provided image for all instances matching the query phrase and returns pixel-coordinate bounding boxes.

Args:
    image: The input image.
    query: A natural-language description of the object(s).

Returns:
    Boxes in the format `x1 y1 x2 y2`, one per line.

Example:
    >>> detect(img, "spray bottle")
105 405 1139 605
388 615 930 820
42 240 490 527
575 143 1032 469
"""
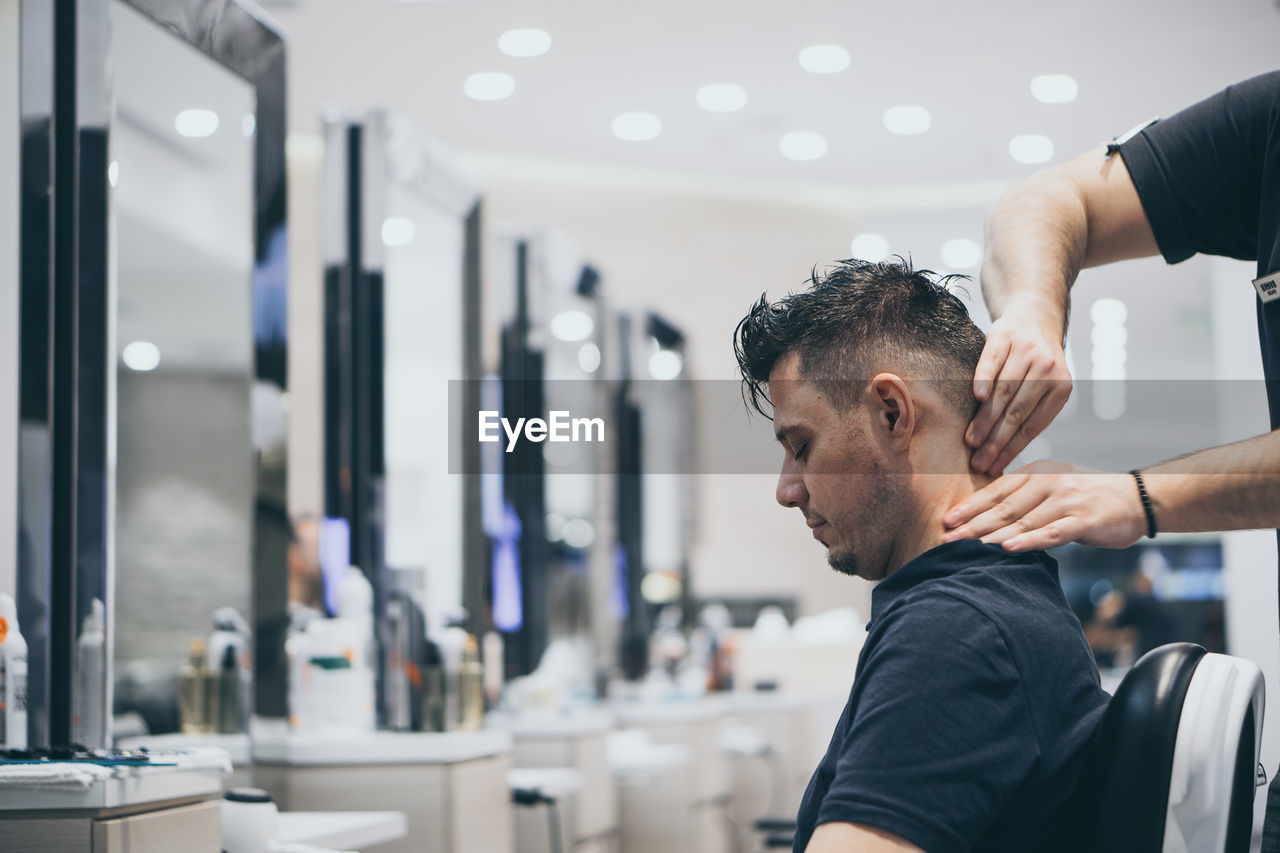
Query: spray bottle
0 594 28 749
73 599 106 748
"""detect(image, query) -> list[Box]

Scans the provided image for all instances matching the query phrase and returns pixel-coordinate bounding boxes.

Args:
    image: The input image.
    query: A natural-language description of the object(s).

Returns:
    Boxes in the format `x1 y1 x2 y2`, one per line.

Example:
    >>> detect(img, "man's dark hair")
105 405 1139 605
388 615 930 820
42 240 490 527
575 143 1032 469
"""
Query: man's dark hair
733 257 986 418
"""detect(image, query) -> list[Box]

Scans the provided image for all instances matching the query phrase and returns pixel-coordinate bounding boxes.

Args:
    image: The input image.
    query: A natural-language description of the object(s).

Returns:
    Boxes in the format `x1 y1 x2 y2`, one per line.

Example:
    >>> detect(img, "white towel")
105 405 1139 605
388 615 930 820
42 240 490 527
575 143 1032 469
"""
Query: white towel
0 762 114 790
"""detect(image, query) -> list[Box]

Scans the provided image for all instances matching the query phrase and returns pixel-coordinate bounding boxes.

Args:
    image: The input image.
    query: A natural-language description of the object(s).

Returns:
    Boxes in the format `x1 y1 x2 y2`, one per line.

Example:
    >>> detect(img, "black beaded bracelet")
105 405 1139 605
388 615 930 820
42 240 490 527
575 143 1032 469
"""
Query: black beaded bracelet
1129 469 1158 539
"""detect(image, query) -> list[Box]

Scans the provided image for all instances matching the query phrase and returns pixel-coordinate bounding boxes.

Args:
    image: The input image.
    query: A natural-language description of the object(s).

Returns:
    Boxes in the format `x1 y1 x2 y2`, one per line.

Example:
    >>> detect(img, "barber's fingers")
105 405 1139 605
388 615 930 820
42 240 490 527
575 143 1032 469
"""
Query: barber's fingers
941 472 1044 541
995 516 1089 553
966 343 1031 452
971 333 1012 404
980 380 1074 477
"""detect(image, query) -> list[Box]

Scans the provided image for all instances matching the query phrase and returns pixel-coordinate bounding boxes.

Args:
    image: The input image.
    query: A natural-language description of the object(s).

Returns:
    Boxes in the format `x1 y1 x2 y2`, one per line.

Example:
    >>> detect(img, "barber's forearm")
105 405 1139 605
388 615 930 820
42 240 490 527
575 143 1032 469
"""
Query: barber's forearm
1143 431 1280 533
980 170 1085 337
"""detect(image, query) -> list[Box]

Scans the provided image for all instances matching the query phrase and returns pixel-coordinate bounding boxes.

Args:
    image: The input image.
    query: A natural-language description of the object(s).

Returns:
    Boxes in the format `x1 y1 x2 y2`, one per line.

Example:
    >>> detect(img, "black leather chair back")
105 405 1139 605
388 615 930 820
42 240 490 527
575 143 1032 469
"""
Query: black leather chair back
1068 643 1206 853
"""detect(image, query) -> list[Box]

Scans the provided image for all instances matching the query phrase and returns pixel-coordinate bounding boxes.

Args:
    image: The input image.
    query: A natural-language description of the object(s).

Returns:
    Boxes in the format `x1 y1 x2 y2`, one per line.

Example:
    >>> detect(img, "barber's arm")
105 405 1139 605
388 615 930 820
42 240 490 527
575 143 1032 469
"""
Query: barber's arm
967 145 1161 475
943 430 1280 551
805 822 924 852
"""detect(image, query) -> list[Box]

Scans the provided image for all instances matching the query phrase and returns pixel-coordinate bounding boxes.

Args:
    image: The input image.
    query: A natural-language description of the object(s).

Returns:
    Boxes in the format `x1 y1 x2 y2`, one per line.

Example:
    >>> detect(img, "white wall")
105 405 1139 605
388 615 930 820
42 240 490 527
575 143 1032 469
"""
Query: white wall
0 0 19 602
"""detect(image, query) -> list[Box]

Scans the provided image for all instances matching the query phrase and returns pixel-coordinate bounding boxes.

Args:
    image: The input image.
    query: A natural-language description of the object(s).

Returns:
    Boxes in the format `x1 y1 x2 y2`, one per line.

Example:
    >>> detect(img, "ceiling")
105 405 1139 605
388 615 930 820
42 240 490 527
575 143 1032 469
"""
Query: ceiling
263 0 1279 190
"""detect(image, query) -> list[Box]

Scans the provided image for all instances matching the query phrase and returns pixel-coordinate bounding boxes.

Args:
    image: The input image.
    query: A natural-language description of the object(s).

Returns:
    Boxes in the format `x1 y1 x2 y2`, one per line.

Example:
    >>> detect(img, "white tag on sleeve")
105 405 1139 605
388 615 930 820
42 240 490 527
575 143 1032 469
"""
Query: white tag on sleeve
1253 271 1280 303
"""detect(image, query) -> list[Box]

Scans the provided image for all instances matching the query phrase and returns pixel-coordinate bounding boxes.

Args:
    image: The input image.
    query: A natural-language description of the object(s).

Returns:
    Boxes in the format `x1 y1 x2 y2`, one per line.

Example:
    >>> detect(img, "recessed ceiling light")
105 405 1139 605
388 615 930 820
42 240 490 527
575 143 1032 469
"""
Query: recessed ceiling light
175 109 219 138
381 217 416 247
612 112 662 141
1030 74 1078 104
464 72 515 101
1090 297 1128 326
883 105 930 135
122 341 161 372
578 343 602 373
551 310 594 342
850 233 891 262
779 131 827 161
499 29 551 57
1009 133 1054 164
940 238 983 269
648 349 683 380
798 45 850 74
107 161 119 188
696 83 748 113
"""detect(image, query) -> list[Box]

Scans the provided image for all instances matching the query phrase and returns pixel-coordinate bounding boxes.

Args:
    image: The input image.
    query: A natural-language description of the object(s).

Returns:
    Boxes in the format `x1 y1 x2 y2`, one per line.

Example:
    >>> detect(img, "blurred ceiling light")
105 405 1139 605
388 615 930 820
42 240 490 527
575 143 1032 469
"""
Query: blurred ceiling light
578 342 602 373
883 105 930 135
850 233 891 262
562 518 596 549
779 131 827 161
612 112 662 141
696 83 748 113
175 108 219 138
641 571 682 603
241 113 256 137
1090 297 1128 325
550 309 594 342
464 72 516 101
498 28 552 57
648 349 683 380
798 45 850 74
1009 133 1054 164
122 341 161 372
1030 74 1079 104
107 161 119 188
381 217 416 247
940 238 983 269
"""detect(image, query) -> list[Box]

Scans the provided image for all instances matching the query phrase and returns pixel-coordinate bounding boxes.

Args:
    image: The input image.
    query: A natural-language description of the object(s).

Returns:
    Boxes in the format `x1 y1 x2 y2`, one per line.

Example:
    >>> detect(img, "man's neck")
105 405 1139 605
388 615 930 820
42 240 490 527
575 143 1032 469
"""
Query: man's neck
886 449 995 577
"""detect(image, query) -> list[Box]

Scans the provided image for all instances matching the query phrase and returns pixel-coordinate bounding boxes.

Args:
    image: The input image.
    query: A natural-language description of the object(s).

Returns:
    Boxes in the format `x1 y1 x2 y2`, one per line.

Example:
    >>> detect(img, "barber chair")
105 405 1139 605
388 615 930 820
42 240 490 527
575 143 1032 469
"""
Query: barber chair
1069 642 1264 853
753 643 1264 852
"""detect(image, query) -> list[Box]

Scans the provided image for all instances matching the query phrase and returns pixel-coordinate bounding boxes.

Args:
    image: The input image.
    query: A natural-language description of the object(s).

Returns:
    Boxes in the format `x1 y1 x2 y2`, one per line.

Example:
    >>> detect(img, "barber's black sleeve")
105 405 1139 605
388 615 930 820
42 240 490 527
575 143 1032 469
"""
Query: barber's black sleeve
1118 70 1280 264
816 594 1036 853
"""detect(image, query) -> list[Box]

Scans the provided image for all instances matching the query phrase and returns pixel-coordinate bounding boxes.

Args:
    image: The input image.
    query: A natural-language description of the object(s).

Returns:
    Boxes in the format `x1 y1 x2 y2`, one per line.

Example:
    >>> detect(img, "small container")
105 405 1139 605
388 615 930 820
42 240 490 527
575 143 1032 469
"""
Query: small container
178 640 212 734
457 634 484 731
220 787 278 853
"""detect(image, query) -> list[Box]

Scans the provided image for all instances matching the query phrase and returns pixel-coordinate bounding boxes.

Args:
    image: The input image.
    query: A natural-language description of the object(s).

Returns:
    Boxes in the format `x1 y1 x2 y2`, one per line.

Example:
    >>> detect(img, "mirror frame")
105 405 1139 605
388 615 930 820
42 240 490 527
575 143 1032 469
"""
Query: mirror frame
18 0 287 747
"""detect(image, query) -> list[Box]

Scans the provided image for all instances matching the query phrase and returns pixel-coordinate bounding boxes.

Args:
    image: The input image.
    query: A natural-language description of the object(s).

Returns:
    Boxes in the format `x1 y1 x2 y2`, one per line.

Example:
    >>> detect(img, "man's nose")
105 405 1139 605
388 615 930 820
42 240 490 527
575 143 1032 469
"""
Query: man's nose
776 467 807 509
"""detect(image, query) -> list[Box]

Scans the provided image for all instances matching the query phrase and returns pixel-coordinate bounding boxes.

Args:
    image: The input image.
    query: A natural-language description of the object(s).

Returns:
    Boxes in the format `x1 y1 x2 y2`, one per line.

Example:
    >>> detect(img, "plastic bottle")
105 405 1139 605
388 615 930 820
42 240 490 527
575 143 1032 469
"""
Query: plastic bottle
0 593 28 749
208 608 251 734
179 640 213 734
457 634 484 731
73 598 106 748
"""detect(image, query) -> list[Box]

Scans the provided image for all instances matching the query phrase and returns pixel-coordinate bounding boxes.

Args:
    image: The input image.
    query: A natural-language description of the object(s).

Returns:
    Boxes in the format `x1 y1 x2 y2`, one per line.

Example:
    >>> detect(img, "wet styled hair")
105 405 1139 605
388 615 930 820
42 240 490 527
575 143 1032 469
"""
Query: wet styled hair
733 257 986 418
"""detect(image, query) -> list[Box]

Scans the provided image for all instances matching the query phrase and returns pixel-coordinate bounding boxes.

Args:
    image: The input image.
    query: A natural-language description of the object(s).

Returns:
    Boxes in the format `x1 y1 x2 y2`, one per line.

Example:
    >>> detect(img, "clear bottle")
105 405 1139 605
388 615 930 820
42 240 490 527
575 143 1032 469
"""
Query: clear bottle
179 640 212 734
0 594 28 749
73 599 107 748
457 635 484 731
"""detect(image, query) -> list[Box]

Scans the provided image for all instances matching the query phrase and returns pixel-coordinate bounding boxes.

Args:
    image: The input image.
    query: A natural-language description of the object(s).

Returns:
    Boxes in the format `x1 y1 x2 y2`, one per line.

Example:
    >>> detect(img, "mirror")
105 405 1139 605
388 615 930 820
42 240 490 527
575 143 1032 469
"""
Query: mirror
320 110 482 727
109 0 258 739
1 0 18 607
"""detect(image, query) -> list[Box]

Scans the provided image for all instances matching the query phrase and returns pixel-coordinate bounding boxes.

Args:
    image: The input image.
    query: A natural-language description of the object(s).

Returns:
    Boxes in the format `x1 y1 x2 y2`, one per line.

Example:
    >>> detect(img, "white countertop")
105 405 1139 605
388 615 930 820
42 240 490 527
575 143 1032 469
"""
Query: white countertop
508 767 583 798
254 729 513 766
0 759 226 812
487 708 616 738
117 732 253 766
278 810 408 850
609 698 724 726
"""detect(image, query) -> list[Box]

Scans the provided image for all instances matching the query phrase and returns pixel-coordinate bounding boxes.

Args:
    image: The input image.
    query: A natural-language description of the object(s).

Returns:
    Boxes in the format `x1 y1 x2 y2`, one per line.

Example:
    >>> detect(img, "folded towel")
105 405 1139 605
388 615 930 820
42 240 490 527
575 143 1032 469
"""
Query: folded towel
0 762 114 790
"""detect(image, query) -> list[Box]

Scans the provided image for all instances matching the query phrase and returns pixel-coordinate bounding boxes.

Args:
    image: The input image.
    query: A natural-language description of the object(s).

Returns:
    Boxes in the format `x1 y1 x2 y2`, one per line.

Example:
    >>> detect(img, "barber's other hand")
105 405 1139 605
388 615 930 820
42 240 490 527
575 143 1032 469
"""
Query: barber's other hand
942 461 1146 552
967 312 1072 475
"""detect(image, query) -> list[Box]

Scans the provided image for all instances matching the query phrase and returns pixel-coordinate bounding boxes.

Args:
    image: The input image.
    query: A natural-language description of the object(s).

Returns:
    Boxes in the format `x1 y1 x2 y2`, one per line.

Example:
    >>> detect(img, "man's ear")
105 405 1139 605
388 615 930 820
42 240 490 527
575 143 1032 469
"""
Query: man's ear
867 373 915 448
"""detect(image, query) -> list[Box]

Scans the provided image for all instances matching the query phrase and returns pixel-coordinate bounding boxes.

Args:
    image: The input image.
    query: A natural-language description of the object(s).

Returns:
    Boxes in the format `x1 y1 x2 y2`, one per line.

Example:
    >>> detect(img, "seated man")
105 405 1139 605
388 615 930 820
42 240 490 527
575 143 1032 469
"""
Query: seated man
733 258 1108 853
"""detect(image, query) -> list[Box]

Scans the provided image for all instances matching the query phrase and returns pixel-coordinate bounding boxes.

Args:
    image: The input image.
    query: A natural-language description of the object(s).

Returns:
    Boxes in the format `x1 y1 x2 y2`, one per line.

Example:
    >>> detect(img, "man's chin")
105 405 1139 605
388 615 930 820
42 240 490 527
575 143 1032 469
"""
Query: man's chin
828 550 886 582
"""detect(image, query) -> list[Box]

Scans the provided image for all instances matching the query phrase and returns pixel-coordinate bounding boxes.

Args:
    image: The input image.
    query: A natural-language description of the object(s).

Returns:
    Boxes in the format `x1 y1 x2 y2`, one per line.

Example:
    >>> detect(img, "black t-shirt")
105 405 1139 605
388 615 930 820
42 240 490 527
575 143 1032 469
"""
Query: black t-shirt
792 540 1108 853
1118 70 1280 425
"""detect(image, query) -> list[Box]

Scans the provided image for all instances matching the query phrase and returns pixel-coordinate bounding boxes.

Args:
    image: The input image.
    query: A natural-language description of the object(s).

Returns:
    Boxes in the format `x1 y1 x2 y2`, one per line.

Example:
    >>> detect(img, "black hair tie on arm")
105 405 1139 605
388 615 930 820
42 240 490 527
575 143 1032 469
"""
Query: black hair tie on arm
1129 469 1158 539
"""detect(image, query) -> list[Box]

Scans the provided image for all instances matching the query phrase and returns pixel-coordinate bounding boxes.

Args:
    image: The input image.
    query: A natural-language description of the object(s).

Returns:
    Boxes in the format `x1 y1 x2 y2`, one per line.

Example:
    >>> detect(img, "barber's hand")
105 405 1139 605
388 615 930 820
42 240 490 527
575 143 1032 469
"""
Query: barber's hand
967 312 1072 475
942 461 1146 552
